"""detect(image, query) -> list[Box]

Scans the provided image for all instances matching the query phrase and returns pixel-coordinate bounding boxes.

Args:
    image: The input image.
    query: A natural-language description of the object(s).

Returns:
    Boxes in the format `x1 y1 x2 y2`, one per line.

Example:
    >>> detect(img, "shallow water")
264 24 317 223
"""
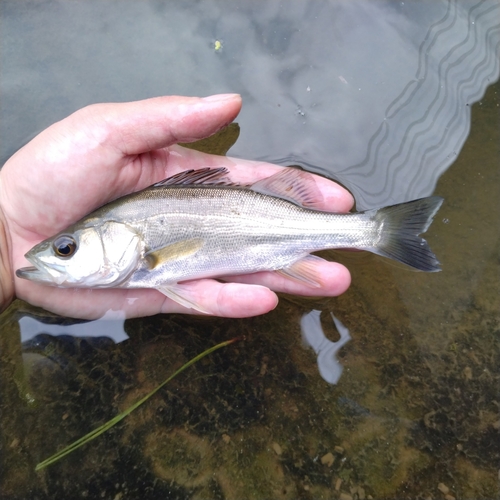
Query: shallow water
1 2 499 499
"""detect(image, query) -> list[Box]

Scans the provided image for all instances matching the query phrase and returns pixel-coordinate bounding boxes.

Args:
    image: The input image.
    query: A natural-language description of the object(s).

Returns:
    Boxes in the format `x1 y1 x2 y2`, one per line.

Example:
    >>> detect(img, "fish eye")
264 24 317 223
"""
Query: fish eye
53 235 77 257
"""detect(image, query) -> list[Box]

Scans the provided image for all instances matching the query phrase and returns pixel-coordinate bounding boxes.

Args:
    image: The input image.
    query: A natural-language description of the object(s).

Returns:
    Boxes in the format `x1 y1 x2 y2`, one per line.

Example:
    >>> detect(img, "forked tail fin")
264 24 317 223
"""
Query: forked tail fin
367 196 444 272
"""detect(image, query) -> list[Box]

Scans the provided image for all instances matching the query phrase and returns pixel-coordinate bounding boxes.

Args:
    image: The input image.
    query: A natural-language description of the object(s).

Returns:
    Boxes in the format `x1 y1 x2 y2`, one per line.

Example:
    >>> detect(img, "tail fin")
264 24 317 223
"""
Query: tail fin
366 196 444 272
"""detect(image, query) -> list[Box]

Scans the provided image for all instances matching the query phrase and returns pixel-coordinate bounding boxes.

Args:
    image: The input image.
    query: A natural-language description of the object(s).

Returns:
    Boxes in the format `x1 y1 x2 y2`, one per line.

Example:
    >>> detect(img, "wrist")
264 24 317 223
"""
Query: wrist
0 202 15 313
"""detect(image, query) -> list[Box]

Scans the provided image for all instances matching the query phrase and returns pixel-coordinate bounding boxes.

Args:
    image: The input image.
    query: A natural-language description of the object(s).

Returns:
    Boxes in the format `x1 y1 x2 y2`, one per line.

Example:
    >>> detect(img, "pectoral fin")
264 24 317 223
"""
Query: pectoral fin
144 238 204 269
276 255 327 288
157 283 211 314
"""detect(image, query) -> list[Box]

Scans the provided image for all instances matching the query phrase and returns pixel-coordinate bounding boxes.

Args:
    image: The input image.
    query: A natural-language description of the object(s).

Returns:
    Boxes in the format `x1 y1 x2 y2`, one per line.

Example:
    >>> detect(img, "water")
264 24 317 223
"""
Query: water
1 1 499 498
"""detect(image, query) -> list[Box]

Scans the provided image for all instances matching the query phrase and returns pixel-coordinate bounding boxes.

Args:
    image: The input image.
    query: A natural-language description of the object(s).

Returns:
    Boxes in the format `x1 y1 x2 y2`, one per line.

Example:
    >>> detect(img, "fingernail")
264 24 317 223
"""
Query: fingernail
202 93 240 103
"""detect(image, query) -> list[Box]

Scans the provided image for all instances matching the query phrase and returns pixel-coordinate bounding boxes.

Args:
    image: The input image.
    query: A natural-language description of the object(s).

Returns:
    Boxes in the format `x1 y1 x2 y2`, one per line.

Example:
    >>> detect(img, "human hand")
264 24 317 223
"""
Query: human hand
0 94 353 319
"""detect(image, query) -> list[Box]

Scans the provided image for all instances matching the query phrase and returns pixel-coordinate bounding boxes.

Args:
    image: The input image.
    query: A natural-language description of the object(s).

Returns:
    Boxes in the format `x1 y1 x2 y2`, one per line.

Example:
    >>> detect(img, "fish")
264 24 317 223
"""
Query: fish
16 167 443 313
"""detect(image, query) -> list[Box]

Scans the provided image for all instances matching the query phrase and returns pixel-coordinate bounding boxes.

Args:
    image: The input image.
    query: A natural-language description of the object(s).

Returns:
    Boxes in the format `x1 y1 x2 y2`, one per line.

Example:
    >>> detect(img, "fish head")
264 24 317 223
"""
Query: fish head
16 221 142 287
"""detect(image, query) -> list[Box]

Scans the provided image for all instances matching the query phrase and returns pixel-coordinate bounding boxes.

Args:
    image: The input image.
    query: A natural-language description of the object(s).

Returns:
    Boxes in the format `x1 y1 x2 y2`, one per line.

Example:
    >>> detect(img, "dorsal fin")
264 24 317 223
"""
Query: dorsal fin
153 167 231 187
153 167 325 209
251 168 324 209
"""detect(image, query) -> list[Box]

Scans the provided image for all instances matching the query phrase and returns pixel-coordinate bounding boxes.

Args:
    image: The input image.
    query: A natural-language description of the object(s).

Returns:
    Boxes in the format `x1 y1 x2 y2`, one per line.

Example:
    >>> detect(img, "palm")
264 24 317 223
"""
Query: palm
0 95 353 319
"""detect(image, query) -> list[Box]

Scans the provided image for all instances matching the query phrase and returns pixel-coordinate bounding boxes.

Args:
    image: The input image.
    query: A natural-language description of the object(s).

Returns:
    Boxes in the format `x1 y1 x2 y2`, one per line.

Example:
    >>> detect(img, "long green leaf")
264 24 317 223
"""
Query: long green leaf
36 337 240 471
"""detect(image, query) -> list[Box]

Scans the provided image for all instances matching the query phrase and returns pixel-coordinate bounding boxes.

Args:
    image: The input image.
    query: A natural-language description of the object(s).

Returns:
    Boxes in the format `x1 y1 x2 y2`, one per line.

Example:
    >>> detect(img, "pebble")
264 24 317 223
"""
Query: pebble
438 483 450 494
271 442 282 455
339 493 353 500
320 452 334 466
259 362 267 376
348 486 366 499
222 434 231 444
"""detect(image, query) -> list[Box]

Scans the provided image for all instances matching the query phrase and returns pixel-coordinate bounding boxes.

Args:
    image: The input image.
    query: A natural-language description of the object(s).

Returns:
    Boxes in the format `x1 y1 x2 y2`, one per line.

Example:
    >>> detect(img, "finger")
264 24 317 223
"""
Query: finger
5 94 241 180
122 282 277 318
156 280 279 318
16 279 278 320
222 261 351 297
87 94 243 157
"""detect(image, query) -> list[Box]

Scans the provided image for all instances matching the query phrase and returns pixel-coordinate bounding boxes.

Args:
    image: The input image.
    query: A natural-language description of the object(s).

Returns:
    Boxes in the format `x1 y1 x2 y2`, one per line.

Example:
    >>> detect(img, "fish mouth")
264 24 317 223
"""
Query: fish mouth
16 250 67 285
16 265 60 284
16 266 39 279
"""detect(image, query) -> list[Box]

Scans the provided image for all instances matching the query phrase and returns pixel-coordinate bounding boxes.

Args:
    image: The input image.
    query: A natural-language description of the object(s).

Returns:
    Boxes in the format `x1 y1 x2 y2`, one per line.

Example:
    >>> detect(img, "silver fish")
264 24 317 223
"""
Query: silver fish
16 168 443 313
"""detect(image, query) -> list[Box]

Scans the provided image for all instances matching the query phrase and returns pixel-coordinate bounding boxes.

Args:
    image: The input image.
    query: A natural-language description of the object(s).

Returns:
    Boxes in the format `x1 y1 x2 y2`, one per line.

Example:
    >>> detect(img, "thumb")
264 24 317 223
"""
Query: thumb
85 94 242 156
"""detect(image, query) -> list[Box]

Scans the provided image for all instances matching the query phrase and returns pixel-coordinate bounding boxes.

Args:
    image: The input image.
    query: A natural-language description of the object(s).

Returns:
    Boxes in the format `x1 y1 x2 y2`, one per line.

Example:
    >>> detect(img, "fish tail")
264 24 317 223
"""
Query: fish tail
366 196 444 272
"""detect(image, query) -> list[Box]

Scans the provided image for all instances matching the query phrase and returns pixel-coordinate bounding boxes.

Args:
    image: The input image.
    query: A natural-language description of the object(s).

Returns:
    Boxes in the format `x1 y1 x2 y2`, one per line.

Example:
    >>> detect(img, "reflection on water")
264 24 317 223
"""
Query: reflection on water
301 310 351 385
19 309 128 343
1 1 499 499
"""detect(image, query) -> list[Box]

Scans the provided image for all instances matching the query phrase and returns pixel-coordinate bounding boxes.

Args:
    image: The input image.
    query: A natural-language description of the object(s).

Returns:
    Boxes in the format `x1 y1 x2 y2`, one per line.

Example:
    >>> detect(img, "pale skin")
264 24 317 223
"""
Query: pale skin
0 94 353 319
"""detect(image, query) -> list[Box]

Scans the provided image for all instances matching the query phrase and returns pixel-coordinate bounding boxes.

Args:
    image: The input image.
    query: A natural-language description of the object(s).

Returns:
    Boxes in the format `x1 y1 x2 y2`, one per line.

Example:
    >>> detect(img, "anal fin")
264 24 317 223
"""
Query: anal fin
275 254 326 288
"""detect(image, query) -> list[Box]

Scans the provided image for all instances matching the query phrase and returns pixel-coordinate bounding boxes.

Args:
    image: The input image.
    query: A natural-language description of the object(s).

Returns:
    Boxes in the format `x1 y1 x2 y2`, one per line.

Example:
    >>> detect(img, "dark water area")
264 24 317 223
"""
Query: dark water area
1 1 499 499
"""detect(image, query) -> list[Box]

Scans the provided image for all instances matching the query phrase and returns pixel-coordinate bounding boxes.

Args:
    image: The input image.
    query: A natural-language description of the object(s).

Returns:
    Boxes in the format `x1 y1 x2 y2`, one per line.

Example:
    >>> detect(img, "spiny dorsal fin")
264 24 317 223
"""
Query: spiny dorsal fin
251 168 324 209
154 167 326 209
153 167 230 187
